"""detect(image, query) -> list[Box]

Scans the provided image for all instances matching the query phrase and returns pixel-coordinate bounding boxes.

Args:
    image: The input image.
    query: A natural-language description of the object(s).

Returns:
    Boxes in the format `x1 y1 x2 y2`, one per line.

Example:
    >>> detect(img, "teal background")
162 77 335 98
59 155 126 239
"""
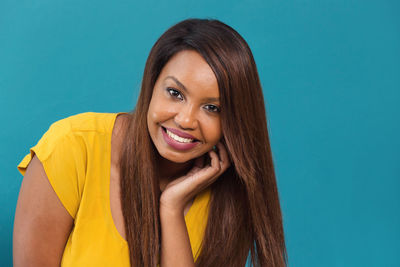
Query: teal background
1 0 399 266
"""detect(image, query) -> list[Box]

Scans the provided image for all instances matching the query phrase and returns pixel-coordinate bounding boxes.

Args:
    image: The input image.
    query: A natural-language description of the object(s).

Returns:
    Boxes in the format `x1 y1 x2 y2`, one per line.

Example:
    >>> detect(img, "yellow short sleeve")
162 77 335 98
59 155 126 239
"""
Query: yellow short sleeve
17 117 87 219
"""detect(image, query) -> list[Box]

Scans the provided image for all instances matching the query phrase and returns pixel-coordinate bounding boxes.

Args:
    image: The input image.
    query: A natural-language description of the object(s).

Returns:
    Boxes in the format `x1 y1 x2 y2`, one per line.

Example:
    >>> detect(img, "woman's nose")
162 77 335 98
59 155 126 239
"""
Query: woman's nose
174 104 198 130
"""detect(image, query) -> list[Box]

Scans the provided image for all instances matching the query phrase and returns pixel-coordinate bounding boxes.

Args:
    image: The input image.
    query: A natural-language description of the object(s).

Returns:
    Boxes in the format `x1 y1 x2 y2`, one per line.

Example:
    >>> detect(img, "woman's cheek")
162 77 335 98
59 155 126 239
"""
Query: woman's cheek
201 117 222 144
148 98 174 122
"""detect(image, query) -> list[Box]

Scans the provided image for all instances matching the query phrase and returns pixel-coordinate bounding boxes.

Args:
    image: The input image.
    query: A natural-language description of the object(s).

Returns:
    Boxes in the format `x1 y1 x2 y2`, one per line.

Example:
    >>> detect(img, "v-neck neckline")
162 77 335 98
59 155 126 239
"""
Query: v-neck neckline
106 112 199 244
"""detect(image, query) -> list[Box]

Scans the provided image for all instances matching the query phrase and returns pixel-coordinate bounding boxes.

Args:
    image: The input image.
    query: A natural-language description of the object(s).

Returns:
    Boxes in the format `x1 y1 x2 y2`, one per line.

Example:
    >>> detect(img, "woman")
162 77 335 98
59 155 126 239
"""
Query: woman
14 19 287 266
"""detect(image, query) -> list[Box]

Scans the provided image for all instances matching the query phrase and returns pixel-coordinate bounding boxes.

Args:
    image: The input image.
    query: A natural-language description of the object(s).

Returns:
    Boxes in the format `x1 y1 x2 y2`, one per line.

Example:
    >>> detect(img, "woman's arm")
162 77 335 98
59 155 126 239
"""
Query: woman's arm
159 207 195 267
13 155 74 267
159 142 230 266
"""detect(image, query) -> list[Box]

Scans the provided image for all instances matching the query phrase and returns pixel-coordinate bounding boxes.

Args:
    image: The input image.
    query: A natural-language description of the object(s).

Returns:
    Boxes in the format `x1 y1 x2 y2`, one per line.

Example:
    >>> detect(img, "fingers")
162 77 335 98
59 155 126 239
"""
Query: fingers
188 141 231 187
208 141 231 177
186 155 205 176
208 150 221 174
217 141 231 171
194 154 205 168
160 142 231 211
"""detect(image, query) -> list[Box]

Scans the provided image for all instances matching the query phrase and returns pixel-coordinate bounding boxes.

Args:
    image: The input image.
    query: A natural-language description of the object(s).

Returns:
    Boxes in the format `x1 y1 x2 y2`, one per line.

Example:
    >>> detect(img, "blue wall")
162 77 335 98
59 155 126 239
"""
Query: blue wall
1 0 399 266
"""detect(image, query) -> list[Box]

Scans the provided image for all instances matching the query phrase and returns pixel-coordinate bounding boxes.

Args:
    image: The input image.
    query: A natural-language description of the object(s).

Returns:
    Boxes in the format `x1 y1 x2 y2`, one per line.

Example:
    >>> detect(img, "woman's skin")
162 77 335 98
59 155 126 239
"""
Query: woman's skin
147 50 230 266
13 50 230 266
13 155 74 266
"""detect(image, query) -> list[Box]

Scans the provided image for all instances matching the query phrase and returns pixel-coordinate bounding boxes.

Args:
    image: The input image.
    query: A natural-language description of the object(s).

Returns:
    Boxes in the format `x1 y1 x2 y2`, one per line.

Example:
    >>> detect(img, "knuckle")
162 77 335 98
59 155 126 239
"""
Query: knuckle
215 164 221 172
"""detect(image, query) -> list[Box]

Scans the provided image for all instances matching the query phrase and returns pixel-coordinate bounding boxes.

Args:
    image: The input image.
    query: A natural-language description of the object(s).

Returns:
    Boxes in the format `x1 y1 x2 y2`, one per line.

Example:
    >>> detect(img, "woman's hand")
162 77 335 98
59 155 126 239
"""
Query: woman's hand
159 141 230 266
159 141 230 214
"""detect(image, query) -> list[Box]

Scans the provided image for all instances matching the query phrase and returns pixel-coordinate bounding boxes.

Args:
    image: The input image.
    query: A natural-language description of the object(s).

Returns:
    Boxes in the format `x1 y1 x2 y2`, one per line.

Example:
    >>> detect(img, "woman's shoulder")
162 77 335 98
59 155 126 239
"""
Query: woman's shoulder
17 112 127 173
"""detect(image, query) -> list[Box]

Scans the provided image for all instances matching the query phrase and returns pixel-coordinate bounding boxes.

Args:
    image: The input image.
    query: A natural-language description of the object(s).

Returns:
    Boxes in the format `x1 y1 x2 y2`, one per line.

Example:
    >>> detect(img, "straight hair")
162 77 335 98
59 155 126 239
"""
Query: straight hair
119 18 287 266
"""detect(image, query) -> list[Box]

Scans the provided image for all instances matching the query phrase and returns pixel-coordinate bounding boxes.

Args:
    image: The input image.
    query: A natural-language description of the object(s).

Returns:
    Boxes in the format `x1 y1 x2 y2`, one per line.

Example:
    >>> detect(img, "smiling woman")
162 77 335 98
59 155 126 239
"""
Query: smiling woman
14 19 287 267
147 50 222 165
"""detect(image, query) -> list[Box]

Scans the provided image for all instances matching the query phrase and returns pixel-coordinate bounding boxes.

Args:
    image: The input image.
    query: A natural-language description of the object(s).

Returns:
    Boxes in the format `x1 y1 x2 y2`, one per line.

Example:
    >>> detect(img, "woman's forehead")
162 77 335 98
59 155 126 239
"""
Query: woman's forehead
158 50 220 99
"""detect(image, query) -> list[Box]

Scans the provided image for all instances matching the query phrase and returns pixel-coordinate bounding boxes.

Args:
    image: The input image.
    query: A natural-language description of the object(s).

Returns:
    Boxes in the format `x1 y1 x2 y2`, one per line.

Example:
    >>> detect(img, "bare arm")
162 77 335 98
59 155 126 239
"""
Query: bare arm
159 142 230 266
160 207 195 267
13 155 74 267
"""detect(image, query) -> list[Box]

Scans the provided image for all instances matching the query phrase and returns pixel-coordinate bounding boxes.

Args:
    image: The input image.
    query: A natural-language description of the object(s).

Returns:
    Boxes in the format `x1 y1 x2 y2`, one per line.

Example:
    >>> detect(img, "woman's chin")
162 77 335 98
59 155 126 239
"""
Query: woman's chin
156 149 195 164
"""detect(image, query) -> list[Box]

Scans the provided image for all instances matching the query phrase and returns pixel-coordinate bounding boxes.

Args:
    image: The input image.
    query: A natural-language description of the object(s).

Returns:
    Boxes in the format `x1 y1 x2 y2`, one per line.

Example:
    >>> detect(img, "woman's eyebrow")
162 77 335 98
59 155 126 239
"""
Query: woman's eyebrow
165 75 220 102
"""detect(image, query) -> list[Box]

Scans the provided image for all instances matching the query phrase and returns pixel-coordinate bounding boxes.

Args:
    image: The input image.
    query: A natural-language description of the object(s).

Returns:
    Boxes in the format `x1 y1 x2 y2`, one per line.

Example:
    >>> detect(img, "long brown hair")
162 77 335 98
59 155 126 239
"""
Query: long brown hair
119 18 287 266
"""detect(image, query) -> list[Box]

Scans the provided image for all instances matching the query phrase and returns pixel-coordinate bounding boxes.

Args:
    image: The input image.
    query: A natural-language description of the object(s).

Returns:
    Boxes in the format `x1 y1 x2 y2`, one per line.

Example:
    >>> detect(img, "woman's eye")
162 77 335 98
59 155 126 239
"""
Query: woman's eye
166 88 184 100
204 104 221 113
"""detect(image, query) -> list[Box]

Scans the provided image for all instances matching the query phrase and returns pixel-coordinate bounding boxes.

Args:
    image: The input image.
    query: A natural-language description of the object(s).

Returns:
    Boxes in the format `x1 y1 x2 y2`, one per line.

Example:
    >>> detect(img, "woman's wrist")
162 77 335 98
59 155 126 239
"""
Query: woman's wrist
159 204 184 219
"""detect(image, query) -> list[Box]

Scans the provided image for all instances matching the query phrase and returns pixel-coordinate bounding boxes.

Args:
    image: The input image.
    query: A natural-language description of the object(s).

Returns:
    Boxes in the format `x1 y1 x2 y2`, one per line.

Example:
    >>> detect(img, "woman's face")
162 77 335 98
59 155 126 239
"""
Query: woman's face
147 50 222 163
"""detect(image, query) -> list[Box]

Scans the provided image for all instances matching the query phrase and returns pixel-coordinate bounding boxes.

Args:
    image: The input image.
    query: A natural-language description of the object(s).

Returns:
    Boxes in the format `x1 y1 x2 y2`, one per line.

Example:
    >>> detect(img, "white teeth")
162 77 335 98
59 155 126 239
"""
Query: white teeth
166 129 194 143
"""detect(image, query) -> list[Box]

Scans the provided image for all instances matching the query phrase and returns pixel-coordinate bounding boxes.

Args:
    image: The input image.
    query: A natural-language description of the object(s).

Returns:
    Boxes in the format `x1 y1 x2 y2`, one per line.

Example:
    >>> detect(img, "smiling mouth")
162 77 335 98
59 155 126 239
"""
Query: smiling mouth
161 127 200 143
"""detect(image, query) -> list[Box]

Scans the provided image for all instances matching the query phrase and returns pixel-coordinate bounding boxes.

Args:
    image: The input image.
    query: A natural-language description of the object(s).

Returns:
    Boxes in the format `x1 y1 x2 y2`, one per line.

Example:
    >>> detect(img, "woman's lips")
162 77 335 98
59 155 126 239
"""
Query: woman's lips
161 127 200 151
163 126 198 140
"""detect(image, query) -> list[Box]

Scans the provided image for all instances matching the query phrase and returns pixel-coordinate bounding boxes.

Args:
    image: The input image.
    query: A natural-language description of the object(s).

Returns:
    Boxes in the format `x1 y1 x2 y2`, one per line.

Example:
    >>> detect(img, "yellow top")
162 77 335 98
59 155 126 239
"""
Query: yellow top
17 112 210 266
